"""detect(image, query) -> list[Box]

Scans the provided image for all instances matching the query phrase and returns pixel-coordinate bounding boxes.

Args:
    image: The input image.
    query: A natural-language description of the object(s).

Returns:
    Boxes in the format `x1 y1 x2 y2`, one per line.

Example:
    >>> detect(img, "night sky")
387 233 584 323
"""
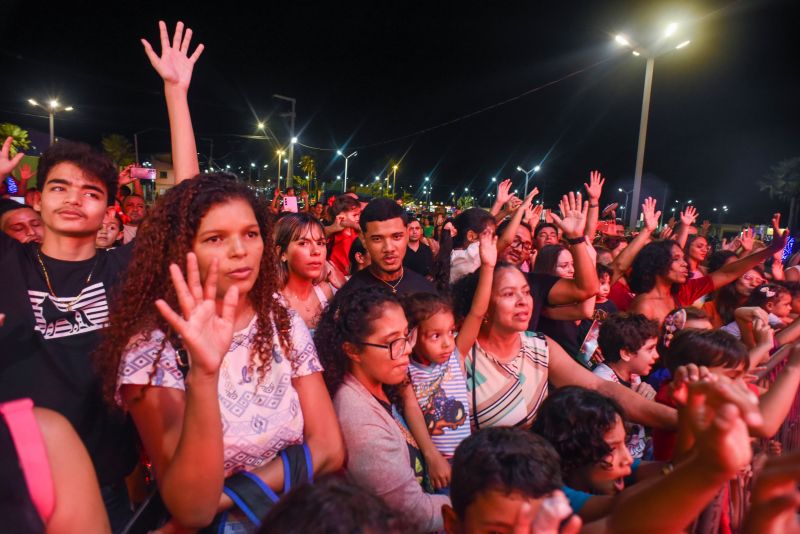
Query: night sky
1 0 797 224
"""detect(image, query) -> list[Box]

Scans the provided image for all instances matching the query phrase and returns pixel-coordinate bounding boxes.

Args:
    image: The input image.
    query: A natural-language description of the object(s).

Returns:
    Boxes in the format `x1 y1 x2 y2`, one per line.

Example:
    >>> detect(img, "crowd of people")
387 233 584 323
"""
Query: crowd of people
3 20 800 534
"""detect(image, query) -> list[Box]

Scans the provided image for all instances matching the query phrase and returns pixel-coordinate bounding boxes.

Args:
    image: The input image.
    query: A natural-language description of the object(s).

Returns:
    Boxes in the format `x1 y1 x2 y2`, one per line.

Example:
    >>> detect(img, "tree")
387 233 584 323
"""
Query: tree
102 134 135 169
457 195 475 209
0 123 31 157
759 157 800 231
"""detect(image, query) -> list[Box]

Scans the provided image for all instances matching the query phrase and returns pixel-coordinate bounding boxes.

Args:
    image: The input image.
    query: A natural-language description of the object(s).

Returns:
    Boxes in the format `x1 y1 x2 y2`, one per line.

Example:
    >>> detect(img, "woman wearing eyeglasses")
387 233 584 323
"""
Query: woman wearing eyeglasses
313 286 450 533
702 267 768 328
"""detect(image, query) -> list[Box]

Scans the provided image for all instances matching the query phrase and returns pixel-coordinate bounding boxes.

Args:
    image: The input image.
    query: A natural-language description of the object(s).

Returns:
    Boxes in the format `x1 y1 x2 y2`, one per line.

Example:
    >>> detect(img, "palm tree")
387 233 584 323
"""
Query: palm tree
299 155 317 197
0 123 31 157
101 134 135 169
759 157 800 231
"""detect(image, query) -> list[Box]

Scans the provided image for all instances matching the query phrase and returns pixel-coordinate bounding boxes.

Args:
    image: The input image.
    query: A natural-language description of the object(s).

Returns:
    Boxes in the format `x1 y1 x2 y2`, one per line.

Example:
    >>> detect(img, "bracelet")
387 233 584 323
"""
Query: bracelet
566 236 586 245
589 203 599 208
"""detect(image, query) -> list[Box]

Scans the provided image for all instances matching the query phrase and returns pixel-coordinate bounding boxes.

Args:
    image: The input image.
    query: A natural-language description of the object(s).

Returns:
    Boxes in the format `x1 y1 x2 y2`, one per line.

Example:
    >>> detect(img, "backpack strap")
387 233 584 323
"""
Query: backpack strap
0 399 55 523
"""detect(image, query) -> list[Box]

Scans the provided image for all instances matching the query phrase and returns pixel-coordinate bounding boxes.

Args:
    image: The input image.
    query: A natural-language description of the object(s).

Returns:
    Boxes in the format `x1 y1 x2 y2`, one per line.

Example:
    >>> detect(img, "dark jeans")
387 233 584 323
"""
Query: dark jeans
101 481 133 534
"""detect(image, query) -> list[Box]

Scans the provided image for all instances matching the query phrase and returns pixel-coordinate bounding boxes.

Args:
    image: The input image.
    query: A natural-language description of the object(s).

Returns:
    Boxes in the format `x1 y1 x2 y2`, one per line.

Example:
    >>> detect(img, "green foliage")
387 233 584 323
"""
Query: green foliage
101 134 135 168
0 123 31 157
457 195 475 209
759 157 800 201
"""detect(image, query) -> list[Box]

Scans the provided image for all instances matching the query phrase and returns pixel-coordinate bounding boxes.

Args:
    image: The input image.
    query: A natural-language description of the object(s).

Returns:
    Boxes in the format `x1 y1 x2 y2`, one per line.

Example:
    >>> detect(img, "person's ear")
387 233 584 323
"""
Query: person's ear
466 229 478 243
619 348 633 362
343 341 363 364
442 504 461 534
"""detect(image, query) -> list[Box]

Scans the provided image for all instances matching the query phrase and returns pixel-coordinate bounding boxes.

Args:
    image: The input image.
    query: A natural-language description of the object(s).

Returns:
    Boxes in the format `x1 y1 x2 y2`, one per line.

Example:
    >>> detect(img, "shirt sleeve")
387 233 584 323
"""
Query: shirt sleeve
676 276 714 306
562 485 593 514
115 330 186 406
287 310 324 378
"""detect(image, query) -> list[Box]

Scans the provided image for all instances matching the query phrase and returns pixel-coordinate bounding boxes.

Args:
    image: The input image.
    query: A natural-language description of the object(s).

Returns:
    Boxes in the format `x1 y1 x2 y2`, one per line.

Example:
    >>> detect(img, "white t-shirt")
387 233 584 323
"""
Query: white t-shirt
450 242 481 283
116 311 322 476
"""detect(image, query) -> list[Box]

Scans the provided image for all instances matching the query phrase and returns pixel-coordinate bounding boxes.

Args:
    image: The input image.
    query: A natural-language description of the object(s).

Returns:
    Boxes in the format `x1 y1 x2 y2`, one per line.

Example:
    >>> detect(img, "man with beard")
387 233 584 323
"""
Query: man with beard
0 199 44 244
339 198 434 296
121 193 146 244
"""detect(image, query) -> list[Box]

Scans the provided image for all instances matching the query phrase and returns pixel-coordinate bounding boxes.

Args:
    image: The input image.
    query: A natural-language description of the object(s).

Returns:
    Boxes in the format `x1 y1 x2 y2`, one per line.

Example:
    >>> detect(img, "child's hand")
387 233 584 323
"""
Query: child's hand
425 450 452 490
514 493 582 534
634 381 656 401
753 318 774 347
479 230 498 268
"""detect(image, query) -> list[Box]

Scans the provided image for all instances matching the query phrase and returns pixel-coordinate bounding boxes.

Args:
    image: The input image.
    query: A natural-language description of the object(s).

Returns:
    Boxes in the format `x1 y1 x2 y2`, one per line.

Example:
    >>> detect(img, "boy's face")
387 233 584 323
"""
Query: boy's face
443 490 545 534
582 415 633 495
597 273 611 302
342 206 361 225
622 336 659 376
36 162 111 239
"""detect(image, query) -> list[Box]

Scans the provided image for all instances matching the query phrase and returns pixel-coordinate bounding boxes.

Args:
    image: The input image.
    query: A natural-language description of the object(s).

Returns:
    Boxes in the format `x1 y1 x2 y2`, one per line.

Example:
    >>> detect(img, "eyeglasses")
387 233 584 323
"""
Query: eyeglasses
510 239 533 253
360 328 417 360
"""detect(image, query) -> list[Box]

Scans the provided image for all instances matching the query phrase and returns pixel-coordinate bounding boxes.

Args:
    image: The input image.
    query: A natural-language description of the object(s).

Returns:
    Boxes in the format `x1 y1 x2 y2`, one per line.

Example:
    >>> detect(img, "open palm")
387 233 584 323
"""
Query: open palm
155 253 238 377
142 21 204 90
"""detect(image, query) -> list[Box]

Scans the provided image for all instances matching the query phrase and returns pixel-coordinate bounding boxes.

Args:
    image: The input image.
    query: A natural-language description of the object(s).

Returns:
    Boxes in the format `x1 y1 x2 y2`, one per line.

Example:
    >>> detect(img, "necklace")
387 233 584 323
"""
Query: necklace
36 248 99 311
282 287 316 313
371 267 404 293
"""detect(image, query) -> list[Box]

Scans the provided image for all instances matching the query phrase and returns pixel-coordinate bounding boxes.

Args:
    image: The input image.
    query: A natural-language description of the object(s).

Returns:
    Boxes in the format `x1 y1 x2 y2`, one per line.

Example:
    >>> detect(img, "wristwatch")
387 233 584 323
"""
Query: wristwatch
566 236 586 245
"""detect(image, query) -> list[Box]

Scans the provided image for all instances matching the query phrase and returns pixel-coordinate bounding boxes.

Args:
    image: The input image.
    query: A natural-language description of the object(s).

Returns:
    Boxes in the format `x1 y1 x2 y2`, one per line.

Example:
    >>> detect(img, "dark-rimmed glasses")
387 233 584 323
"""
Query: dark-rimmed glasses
360 328 417 360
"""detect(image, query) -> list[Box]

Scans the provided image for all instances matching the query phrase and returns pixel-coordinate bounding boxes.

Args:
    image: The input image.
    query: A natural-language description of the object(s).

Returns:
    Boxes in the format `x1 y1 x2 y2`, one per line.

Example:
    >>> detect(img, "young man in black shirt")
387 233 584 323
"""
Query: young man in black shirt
340 198 435 296
403 217 433 278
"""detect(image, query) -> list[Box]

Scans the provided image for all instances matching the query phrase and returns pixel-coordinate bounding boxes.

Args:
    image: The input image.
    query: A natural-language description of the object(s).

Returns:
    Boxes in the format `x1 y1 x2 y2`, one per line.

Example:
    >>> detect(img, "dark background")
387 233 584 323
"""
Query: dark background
1 0 797 223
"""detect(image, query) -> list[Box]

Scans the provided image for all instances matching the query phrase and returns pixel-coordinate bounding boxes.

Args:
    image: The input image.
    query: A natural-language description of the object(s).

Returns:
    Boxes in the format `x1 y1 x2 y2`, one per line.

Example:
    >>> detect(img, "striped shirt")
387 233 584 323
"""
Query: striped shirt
408 351 471 458
466 332 549 430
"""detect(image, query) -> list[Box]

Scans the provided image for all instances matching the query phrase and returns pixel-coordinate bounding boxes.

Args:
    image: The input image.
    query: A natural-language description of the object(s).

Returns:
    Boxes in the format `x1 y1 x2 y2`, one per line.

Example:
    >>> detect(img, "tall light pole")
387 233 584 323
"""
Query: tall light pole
391 164 399 197
275 149 285 190
615 25 692 228
273 94 296 187
28 98 73 146
337 150 358 193
516 164 541 197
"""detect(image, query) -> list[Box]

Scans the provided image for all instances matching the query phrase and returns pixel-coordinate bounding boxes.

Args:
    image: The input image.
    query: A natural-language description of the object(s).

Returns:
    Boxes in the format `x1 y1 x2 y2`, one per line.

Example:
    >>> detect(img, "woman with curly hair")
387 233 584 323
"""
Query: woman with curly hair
273 212 337 332
313 286 450 532
94 21 343 532
629 235 786 325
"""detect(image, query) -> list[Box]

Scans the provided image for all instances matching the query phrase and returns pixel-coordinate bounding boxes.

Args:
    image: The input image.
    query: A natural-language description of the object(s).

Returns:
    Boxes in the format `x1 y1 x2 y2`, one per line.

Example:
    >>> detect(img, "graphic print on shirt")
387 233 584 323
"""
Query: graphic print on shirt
28 282 109 339
418 374 467 436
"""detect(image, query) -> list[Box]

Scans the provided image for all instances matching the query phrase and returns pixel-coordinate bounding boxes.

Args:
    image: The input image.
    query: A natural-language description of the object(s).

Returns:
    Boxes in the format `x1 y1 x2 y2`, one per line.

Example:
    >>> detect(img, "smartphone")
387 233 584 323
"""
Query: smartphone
131 167 157 181
283 196 299 213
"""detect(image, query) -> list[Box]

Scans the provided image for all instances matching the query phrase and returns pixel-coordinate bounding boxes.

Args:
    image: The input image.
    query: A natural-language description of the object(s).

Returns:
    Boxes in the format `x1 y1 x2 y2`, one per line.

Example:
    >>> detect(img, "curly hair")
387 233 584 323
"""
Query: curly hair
450 428 562 519
95 173 292 406
531 386 625 480
628 239 680 294
597 313 659 364
313 286 406 403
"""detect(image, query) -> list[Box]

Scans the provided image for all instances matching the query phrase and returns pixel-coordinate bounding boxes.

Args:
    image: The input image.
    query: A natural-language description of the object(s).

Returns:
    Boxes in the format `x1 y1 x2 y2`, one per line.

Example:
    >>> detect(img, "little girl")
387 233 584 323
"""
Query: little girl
401 229 497 490
722 283 791 339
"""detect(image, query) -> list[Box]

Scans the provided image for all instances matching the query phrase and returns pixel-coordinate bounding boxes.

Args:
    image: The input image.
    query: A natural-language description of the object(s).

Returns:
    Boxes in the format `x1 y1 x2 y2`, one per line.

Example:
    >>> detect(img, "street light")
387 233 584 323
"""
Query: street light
618 187 633 216
28 98 74 146
391 164 399 196
276 149 285 189
614 22 692 228
516 165 540 197
337 150 358 192
273 94 297 187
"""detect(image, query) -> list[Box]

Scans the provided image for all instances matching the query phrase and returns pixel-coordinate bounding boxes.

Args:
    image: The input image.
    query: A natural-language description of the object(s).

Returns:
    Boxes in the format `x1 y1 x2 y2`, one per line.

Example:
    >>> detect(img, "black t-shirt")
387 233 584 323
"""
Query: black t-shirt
0 233 137 486
403 243 434 278
525 272 561 332
340 266 436 297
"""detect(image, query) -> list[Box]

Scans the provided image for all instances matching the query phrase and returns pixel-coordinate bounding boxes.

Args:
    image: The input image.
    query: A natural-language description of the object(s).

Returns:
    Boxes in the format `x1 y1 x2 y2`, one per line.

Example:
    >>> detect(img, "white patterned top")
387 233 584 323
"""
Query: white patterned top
116 311 322 476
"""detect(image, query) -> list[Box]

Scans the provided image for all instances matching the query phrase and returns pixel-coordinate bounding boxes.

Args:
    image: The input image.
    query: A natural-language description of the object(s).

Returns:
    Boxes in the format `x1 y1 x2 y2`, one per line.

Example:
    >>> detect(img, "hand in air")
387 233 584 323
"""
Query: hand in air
583 170 605 201
118 164 136 186
680 205 699 226
0 137 24 178
155 253 238 378
641 197 662 233
478 228 498 268
496 179 514 206
142 21 205 91
551 192 588 239
739 228 756 253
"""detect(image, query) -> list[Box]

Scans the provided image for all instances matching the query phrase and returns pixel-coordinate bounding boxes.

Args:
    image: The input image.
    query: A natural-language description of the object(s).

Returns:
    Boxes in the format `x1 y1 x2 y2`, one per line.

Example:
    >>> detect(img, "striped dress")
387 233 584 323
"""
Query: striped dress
466 332 549 430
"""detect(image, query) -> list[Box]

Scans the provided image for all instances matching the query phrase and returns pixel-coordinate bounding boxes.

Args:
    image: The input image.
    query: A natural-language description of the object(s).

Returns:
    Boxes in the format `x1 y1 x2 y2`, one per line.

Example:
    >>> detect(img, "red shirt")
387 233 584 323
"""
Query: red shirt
673 275 715 307
329 229 357 276
609 279 634 311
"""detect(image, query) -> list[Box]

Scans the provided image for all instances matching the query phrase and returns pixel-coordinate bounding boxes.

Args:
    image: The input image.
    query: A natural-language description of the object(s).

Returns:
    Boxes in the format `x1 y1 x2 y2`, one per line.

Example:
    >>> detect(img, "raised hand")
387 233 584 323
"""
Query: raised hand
155 253 238 377
0 137 24 178
551 192 588 239
740 228 755 253
641 197 661 233
584 170 605 201
768 214 788 253
680 205 698 226
479 229 498 268
141 21 204 91
525 203 543 225
19 163 34 183
701 219 711 235
118 164 136 186
507 195 522 211
496 179 513 206
658 225 674 240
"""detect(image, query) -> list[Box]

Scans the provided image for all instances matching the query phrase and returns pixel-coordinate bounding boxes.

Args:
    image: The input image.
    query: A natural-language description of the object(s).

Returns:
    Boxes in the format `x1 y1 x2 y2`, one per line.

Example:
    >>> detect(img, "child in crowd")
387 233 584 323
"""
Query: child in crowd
442 427 580 534
450 208 496 283
594 313 660 458
594 263 618 315
402 229 497 491
722 283 791 339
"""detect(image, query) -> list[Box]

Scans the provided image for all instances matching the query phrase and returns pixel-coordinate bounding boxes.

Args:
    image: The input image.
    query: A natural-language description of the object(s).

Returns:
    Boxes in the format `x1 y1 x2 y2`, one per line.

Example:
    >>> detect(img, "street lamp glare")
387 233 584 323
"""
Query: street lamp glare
28 98 38 106
257 121 265 129
618 188 624 192
632 50 641 56
675 40 691 49
49 99 59 109
665 22 678 37
491 177 496 182
534 165 541 172
516 166 523 172
291 137 298 144
615 34 631 47
337 150 343 156
64 106 74 111
250 163 256 167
